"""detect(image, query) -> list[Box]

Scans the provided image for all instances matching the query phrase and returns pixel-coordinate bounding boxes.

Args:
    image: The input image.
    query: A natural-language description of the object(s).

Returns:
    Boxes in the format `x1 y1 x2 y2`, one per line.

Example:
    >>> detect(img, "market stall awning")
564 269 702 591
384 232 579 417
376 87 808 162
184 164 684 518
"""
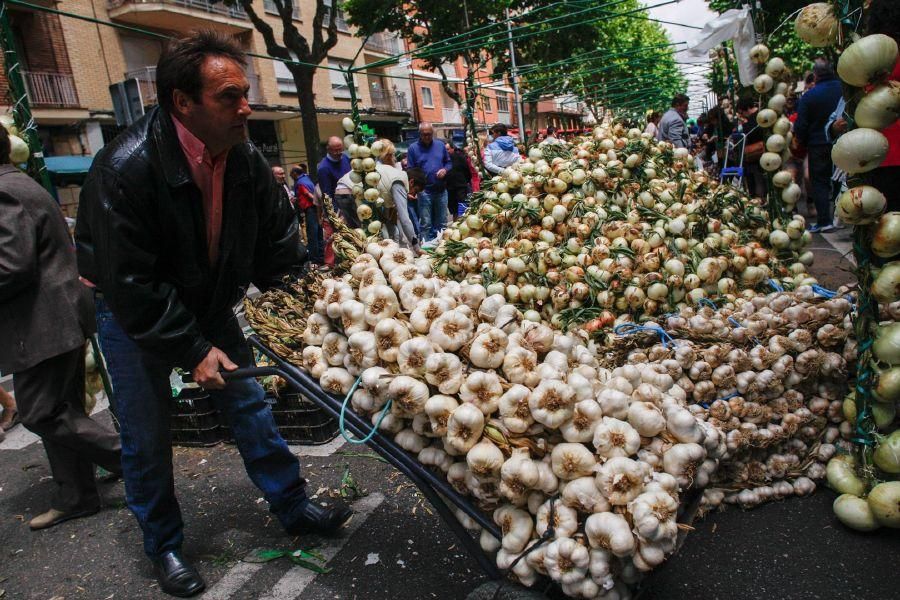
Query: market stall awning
44 155 94 175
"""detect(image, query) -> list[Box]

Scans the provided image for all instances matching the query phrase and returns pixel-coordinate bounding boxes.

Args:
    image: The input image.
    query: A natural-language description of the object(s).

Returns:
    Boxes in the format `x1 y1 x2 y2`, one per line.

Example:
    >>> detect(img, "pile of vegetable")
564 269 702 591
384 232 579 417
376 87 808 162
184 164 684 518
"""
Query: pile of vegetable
425 125 815 331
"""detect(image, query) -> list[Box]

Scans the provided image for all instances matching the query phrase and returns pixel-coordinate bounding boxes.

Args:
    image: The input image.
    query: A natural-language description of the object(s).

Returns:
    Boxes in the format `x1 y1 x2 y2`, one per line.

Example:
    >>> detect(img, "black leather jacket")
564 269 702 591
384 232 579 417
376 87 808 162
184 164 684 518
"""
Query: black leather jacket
76 107 300 370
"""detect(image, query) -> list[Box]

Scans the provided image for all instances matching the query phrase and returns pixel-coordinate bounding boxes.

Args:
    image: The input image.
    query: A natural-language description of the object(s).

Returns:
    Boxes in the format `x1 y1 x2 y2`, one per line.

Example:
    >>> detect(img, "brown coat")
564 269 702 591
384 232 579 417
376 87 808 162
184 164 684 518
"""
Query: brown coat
0 165 94 373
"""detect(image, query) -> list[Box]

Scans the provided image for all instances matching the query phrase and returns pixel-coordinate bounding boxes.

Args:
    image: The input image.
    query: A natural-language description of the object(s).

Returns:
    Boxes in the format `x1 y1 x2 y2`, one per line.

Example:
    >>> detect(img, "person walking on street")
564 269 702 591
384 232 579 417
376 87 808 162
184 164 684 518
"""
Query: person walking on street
76 31 352 598
484 123 521 175
657 94 691 149
541 125 564 145
407 123 451 242
445 142 472 219
0 126 123 531
793 58 843 232
291 164 323 264
644 113 661 139
271 165 294 205
317 136 352 264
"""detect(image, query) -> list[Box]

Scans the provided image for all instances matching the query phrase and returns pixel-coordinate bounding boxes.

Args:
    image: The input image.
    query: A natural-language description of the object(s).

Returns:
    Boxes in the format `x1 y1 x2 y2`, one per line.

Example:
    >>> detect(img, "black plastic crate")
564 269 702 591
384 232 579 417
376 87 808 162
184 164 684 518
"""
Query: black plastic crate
270 393 338 445
170 425 224 447
277 422 340 445
170 410 220 430
172 386 215 413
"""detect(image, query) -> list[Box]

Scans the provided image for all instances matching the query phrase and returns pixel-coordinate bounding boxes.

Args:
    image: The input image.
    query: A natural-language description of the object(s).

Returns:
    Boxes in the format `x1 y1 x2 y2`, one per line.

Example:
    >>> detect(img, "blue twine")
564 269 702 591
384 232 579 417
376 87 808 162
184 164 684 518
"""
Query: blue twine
767 279 784 292
614 323 679 349
338 376 393 445
697 298 719 310
811 284 837 299
700 391 740 410
727 316 743 328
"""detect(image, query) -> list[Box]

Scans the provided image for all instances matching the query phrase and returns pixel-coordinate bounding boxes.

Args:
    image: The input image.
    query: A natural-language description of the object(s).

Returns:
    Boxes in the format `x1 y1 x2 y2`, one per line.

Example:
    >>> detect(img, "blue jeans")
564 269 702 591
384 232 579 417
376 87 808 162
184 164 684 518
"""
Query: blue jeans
303 206 324 264
417 188 448 240
95 297 308 558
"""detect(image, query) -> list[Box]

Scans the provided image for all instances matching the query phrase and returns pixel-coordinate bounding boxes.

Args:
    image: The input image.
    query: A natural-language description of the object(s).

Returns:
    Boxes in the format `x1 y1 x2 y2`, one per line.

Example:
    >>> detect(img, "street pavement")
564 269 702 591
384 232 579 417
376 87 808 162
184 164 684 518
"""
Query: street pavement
1 232 897 600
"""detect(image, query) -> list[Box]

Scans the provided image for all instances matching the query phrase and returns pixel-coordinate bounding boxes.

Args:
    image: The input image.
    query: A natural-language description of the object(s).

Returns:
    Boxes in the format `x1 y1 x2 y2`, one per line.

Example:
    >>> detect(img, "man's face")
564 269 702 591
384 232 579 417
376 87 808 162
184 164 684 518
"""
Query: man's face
676 101 689 115
419 127 434 145
327 139 344 160
175 55 251 155
272 167 285 182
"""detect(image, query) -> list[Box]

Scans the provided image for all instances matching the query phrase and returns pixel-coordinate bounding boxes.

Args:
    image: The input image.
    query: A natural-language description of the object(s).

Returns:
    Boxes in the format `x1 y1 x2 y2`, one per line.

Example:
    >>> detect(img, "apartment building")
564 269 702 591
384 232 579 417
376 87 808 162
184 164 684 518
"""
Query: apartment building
409 52 518 144
0 0 414 209
523 94 591 136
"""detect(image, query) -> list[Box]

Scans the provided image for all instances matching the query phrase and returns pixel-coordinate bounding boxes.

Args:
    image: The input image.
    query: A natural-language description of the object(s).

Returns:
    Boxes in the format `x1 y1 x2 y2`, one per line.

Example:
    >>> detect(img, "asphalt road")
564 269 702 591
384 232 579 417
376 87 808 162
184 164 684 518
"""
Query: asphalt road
1 233 897 600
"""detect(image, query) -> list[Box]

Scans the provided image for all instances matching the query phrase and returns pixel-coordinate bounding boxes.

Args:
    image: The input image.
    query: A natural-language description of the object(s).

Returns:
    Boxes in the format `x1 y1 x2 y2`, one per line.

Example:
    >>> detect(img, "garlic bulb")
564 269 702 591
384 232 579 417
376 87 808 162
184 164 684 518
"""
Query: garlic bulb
466 438 504 479
429 310 475 351
302 345 327 379
499 384 535 433
629 491 678 542
320 367 354 396
584 511 635 557
388 375 430 417
303 313 332 346
446 403 485 453
373 318 410 363
543 537 590 585
628 401 666 437
494 505 534 553
502 345 540 387
459 370 503 415
424 394 458 436
501 449 540 501
561 476 610 514
424 352 465 395
469 327 509 369
596 457 650 505
529 380 576 428
593 417 641 458
535 499 579 538
364 284 400 325
397 337 436 377
321 332 348 367
345 331 378 373
340 299 367 334
662 443 707 489
560 399 603 443
551 442 597 480
399 277 436 311
410 298 450 334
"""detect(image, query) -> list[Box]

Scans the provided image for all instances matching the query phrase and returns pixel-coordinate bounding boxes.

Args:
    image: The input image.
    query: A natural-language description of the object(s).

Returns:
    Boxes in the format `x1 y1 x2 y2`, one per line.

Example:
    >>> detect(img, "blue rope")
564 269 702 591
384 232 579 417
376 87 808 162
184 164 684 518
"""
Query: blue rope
700 390 740 409
697 298 719 310
767 279 784 292
338 375 393 445
614 323 679 348
811 284 837 299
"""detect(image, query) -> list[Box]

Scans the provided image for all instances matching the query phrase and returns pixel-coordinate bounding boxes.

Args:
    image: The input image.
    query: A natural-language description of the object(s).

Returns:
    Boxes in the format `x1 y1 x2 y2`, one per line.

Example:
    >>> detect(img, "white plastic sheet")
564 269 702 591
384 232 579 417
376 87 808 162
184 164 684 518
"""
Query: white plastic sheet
686 8 757 87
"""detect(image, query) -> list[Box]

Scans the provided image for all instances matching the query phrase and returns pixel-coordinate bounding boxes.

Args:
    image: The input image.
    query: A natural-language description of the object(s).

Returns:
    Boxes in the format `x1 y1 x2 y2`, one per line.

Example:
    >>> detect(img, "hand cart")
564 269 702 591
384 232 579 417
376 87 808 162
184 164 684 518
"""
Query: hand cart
225 335 704 599
719 129 747 191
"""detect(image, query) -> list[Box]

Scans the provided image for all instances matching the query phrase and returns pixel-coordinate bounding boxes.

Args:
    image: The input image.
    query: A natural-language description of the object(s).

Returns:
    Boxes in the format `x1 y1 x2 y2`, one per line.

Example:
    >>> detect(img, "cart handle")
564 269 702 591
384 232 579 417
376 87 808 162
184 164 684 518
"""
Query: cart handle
220 366 284 380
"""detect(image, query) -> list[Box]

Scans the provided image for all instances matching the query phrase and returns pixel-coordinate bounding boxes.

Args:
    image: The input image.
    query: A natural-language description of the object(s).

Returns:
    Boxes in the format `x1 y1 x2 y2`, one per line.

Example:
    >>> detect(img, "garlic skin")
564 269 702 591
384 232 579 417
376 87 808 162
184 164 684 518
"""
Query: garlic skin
429 310 475 351
501 449 541 502
424 352 464 394
596 457 650 505
459 371 504 415
529 380 576 428
340 299 368 334
561 477 611 514
397 337 436 377
584 511 636 557
628 401 666 437
536 499 579 538
410 298 451 334
494 504 534 553
543 537 590 586
593 417 641 458
551 442 597 480
302 346 327 379
663 443 707 489
303 313 333 347
469 327 509 369
387 375 430 417
424 394 459 436
373 318 410 363
466 438 505 479
364 284 400 326
629 490 679 542
499 384 535 433
560 400 603 443
446 403 485 453
345 331 379 374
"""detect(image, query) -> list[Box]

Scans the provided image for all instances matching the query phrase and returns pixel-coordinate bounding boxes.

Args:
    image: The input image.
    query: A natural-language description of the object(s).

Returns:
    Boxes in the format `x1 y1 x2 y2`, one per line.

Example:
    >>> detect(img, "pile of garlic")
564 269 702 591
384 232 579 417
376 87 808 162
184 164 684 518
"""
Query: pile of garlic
301 240 728 598
609 288 856 511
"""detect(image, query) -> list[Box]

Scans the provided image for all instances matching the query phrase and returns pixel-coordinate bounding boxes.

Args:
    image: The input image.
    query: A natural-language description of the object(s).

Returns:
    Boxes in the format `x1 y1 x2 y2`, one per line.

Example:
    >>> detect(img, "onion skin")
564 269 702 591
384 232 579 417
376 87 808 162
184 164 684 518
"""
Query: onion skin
831 128 890 174
837 34 899 88
833 494 880 532
854 82 900 130
873 430 900 475
872 212 900 258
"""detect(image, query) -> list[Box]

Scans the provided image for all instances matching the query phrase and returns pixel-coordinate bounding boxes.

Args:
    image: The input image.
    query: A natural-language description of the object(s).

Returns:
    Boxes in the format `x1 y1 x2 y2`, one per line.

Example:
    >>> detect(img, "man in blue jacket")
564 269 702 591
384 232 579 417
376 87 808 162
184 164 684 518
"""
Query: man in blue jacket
484 123 522 174
407 122 451 242
793 59 843 232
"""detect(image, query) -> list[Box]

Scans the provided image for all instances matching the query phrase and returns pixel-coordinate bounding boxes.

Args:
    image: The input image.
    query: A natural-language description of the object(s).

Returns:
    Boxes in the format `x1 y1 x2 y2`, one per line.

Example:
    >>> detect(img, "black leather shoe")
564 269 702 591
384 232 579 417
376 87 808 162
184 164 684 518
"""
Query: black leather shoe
286 500 353 536
152 551 205 598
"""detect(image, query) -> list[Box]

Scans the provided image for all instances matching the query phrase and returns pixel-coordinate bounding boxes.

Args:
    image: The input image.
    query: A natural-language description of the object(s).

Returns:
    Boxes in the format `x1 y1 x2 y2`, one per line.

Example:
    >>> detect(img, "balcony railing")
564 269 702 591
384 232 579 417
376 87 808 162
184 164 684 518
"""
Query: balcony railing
365 32 400 55
107 0 246 19
369 89 409 112
22 71 79 107
264 0 299 19
442 106 463 124
125 65 263 105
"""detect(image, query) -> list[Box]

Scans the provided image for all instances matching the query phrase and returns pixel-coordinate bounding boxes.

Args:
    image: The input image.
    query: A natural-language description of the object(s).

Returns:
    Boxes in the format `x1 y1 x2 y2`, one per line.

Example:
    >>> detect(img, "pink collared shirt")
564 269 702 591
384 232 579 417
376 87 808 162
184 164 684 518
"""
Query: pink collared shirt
172 117 228 265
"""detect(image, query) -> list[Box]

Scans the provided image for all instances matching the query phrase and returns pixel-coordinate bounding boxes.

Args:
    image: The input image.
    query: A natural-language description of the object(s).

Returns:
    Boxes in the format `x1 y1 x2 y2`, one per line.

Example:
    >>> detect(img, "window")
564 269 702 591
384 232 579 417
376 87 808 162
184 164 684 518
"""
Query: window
322 0 350 33
497 92 510 113
274 52 298 94
421 86 434 108
482 97 492 113
264 0 300 20
329 59 356 99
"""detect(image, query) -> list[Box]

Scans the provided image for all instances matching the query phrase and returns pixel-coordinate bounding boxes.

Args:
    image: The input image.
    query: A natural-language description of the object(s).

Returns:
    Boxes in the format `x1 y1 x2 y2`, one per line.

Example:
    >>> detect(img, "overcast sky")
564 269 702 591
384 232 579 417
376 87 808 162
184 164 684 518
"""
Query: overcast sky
644 0 718 114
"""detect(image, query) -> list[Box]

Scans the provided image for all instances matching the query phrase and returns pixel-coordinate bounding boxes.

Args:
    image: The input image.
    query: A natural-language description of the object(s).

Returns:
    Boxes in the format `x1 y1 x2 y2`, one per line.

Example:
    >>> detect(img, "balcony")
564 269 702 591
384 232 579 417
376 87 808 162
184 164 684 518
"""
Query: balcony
364 32 401 56
125 66 264 105
369 89 409 113
23 71 79 107
107 0 251 34
442 106 463 124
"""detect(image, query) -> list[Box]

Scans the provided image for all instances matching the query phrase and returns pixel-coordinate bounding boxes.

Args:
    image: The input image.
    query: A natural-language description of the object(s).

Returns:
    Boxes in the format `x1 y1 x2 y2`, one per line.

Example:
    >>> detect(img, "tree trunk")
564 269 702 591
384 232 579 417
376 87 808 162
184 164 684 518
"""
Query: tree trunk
293 67 323 179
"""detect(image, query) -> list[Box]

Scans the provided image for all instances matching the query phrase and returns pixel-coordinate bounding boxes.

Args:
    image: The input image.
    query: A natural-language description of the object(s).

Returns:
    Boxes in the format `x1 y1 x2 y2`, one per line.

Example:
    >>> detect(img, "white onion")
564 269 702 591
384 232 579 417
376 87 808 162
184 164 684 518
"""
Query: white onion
854 82 900 130
833 494 880 531
753 75 774 94
767 94 786 114
342 117 356 133
759 152 782 172
837 34 899 88
831 128 889 174
795 3 838 47
867 481 900 528
872 212 900 258
874 321 900 365
835 186 886 225
872 261 900 304
765 58 786 79
756 109 777 128
9 134 29 164
749 44 769 64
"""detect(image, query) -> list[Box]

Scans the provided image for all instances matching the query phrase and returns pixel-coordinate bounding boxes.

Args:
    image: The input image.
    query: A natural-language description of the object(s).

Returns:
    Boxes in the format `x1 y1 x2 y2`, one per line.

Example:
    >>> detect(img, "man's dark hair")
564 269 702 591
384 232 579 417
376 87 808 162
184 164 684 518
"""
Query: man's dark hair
546 125 557 136
672 93 689 107
291 163 307 177
492 123 508 136
736 96 757 113
406 166 427 190
156 30 247 113
0 126 10 165
812 57 834 80
867 0 900 41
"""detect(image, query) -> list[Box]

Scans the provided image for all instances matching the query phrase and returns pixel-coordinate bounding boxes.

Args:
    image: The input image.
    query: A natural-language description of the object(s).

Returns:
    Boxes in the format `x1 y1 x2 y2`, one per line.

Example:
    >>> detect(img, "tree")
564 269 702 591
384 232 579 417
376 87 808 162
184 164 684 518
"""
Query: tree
221 0 339 172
